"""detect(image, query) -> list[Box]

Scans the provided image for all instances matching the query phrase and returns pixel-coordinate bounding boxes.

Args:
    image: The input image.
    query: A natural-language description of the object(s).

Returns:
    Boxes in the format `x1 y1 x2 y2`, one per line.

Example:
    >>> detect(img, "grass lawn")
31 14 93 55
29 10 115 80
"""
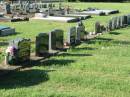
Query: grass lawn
0 2 130 97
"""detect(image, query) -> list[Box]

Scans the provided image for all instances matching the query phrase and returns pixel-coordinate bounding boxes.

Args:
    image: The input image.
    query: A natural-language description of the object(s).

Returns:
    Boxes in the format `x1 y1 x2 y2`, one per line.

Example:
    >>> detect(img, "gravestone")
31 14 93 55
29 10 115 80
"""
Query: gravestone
124 15 128 26
120 16 124 28
114 17 118 29
116 16 120 29
36 33 49 57
67 27 76 46
49 29 64 50
6 3 11 14
76 21 87 40
127 14 130 25
111 17 116 30
107 19 112 31
5 38 31 65
95 21 101 33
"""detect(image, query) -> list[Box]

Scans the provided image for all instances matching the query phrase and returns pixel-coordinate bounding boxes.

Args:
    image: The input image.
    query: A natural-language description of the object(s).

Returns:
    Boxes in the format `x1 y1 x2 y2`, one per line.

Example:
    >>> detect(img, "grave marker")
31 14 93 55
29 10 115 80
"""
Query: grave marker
67 27 76 46
95 21 101 33
49 29 64 50
36 33 49 57
5 38 31 65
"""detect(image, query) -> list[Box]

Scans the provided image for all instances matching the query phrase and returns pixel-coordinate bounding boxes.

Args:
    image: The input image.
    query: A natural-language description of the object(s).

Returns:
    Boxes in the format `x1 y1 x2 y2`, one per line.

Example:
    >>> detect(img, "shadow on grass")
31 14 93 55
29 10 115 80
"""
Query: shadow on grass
109 32 121 35
85 37 130 46
28 59 75 67
57 53 92 57
0 69 52 89
73 47 97 51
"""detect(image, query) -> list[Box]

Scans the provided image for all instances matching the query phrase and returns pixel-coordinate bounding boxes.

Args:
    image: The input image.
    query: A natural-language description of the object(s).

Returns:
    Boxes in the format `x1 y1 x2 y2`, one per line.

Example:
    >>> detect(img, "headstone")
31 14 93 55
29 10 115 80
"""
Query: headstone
67 27 76 46
5 38 31 65
107 19 112 31
111 17 116 30
120 16 124 28
124 15 128 26
95 21 101 33
116 16 120 29
6 3 11 14
76 21 86 40
36 33 49 56
127 14 130 25
49 29 64 50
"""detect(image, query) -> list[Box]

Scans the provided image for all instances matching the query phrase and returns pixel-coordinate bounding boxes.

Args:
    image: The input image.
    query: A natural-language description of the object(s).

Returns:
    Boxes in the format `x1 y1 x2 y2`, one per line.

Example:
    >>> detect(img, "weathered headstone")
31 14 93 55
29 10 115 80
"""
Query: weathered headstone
67 27 76 46
49 29 64 50
6 3 11 14
107 19 112 31
5 38 31 65
116 16 120 29
111 17 116 30
36 33 49 56
76 21 87 40
95 21 101 33
120 16 124 28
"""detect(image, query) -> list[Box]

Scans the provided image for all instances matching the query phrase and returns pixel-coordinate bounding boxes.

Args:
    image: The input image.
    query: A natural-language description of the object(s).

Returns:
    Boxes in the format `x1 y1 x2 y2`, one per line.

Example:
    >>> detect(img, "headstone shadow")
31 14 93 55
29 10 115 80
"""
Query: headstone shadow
0 69 52 89
85 37 130 46
29 58 75 67
57 53 92 57
109 32 121 35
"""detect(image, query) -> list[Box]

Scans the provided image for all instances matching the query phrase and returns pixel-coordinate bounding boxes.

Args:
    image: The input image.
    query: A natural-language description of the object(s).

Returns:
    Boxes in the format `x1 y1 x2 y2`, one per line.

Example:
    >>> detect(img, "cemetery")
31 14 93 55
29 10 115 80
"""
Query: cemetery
1 1 130 97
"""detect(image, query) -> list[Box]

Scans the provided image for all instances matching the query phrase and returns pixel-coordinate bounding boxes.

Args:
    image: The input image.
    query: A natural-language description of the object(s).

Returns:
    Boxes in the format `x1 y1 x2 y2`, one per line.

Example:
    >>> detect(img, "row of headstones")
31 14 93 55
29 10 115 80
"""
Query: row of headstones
1 2 56 14
107 14 130 31
5 21 87 65
11 3 55 14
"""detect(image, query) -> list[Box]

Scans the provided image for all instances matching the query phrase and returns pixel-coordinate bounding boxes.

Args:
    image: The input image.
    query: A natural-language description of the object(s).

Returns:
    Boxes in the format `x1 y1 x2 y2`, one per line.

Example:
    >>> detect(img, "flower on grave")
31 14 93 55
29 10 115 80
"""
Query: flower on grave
5 46 16 56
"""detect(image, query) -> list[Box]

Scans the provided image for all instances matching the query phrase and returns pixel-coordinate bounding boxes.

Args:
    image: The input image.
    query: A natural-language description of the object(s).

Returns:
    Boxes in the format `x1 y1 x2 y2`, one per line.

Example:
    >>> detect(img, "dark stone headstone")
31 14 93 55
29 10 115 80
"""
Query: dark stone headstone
6 38 31 65
95 21 101 33
127 14 130 25
49 29 64 50
6 3 11 14
36 33 49 57
124 15 128 26
67 27 76 46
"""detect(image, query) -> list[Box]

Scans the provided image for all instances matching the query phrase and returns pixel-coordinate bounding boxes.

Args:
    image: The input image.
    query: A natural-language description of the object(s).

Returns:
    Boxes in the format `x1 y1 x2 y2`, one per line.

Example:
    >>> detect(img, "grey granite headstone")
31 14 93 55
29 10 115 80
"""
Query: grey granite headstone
36 33 49 57
49 29 64 50
67 27 76 45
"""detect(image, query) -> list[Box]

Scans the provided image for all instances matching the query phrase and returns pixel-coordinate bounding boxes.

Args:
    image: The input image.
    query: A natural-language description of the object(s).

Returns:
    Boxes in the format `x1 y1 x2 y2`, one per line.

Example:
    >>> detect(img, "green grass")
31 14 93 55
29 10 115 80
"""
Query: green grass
1 2 130 97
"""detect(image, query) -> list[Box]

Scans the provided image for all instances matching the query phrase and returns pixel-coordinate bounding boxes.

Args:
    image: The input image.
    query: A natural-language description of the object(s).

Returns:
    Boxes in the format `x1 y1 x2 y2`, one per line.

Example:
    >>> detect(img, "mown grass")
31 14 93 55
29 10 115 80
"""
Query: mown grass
0 2 130 97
